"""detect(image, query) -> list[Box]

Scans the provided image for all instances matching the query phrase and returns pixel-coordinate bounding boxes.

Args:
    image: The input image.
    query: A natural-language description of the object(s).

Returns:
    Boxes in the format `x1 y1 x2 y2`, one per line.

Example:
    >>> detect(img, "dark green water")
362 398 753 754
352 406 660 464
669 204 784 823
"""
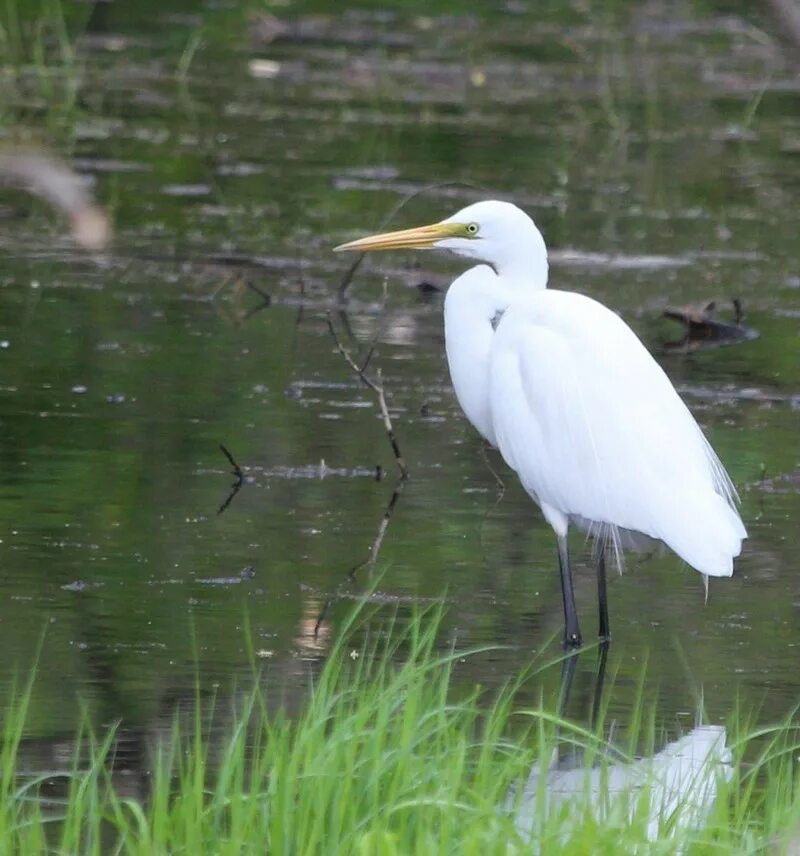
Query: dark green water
0 0 798 751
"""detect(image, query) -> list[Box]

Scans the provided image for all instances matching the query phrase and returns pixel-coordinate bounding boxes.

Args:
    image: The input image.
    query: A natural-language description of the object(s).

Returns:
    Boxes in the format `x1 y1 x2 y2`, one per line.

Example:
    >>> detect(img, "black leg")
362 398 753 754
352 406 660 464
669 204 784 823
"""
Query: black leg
557 534 582 648
596 535 610 643
557 647 580 717
590 640 609 731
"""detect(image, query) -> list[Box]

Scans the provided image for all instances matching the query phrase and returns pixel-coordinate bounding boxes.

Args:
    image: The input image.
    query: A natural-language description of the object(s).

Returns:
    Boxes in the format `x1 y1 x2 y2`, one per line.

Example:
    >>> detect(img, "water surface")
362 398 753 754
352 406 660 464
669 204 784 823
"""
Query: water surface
0 0 798 754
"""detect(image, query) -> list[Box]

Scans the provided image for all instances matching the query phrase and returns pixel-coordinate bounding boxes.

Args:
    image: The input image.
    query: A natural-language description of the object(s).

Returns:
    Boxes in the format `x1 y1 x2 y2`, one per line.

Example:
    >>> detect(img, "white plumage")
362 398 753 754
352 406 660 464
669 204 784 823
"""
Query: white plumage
487 288 745 577
513 725 732 845
335 199 747 644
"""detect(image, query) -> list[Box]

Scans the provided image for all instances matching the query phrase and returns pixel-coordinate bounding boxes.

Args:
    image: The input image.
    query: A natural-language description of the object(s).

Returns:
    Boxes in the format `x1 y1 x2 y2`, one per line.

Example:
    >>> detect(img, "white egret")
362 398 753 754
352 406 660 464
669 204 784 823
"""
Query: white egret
334 201 747 646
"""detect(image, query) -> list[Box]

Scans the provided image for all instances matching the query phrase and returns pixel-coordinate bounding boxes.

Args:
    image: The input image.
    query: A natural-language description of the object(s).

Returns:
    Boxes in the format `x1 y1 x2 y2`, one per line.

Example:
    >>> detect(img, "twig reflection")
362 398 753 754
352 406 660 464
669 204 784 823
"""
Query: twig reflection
242 280 273 320
556 643 609 726
314 478 406 637
217 443 245 515
201 275 270 329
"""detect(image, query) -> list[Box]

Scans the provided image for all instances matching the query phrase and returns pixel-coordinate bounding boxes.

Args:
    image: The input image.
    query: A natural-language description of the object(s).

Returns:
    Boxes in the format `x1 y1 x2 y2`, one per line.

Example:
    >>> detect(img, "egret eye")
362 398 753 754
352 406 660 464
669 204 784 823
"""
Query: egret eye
466 222 479 236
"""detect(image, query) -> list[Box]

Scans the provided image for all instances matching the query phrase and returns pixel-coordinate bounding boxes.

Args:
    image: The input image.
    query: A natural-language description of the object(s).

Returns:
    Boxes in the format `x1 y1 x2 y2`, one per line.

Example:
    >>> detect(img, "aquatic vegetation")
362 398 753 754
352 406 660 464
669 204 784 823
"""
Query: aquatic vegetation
0 0 84 128
1 605 799 853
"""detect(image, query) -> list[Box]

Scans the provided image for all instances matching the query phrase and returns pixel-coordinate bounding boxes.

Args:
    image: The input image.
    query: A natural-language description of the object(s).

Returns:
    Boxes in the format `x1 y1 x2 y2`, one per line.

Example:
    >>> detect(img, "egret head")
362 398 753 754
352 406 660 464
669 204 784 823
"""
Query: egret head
334 200 548 286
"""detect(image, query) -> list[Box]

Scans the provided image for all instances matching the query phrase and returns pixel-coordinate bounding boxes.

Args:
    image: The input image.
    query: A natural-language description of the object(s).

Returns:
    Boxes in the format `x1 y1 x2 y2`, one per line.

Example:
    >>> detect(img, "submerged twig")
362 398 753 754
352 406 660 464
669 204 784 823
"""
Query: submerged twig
217 443 245 514
326 314 408 480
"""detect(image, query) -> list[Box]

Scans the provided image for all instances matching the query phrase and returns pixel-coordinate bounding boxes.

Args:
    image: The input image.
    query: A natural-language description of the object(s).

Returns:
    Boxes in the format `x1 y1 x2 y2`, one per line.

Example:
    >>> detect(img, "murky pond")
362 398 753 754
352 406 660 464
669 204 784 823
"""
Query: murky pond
0 0 798 768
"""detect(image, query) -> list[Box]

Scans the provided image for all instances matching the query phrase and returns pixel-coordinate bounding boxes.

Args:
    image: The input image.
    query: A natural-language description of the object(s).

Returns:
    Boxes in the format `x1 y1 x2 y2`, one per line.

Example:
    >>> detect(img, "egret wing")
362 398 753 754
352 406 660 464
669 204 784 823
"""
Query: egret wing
489 290 745 576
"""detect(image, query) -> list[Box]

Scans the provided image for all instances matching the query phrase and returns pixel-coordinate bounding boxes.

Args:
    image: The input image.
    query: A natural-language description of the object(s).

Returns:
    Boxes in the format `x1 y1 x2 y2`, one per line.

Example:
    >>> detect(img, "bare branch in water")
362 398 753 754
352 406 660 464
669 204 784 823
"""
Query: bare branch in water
0 150 111 251
336 254 366 300
315 305 410 635
326 314 408 480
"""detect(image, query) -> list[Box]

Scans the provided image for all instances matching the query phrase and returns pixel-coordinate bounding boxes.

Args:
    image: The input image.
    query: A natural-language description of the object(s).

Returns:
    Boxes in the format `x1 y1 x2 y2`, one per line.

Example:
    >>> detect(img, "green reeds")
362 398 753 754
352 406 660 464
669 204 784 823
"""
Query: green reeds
0 0 83 128
0 602 799 853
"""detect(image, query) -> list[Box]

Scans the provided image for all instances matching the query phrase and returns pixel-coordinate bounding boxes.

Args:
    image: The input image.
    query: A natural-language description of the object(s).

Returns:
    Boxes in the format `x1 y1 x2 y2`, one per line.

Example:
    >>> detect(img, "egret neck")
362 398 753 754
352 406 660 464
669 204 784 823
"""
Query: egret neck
441 212 549 447
332 201 551 448
480 224 549 291
443 262 539 447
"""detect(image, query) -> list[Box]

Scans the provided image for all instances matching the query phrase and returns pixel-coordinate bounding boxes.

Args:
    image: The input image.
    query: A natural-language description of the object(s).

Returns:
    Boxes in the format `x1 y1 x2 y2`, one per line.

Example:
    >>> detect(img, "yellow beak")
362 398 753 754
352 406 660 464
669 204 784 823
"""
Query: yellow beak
333 221 465 253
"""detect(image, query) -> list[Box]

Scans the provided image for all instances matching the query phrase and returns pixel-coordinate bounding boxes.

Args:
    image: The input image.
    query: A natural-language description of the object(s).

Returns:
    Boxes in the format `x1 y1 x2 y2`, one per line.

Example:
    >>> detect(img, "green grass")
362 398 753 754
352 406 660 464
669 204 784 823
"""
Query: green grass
1 603 800 854
0 0 86 138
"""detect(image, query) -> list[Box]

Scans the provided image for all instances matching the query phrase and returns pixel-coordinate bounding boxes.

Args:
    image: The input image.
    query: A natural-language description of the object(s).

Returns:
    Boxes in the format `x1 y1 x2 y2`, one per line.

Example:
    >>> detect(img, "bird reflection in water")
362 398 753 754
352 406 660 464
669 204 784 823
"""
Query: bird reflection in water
509 647 732 845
